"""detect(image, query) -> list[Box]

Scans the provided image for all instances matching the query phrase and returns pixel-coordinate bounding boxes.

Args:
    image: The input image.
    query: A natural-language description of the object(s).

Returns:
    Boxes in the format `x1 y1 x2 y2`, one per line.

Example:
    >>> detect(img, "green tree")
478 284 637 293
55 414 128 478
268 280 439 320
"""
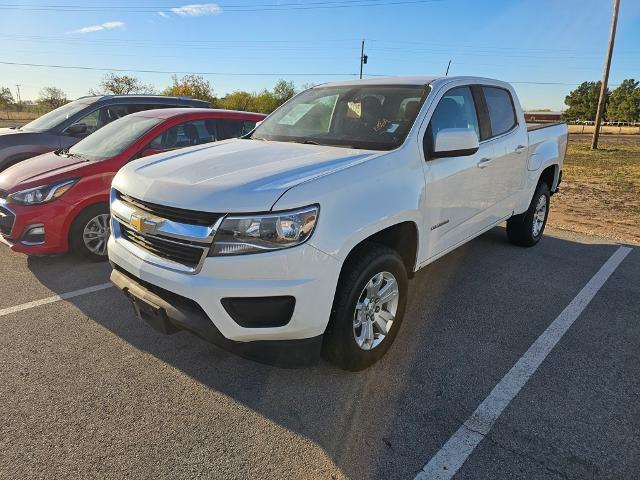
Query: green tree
91 73 155 95
252 89 279 114
272 79 296 105
37 86 68 109
163 74 217 104
0 87 14 111
563 81 607 121
219 91 255 111
606 79 640 122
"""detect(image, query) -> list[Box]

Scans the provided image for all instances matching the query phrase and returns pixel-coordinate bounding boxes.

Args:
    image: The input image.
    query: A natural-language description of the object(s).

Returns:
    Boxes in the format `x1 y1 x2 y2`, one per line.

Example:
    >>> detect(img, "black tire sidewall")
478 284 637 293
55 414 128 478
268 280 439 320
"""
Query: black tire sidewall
528 183 551 243
324 246 408 371
507 182 551 247
69 204 110 261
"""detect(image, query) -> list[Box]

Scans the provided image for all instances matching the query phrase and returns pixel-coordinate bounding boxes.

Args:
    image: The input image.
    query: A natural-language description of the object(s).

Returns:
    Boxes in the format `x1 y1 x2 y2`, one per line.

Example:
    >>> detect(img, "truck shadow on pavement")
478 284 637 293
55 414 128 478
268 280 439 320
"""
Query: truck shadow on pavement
24 227 623 479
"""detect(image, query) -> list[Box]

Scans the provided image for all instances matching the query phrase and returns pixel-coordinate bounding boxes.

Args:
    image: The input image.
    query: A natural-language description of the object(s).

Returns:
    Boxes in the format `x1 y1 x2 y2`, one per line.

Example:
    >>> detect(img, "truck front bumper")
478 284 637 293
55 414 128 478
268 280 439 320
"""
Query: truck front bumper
107 235 342 366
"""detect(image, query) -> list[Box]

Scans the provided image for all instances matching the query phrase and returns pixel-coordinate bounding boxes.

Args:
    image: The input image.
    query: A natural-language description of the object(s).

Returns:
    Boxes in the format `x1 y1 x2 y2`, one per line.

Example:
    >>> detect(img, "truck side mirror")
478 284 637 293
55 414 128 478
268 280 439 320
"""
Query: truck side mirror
432 128 479 158
66 123 88 137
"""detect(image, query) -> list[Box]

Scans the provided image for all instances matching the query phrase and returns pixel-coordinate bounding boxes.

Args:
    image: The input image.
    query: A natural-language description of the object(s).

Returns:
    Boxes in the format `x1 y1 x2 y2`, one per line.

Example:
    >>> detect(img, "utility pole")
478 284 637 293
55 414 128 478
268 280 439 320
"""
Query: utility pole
592 0 620 150
359 40 368 79
445 59 451 76
15 84 21 104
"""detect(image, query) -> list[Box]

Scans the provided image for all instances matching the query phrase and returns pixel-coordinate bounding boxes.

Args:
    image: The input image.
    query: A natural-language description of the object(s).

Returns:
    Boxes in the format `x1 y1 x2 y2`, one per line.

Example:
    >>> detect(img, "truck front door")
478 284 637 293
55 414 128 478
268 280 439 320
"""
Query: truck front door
421 85 494 260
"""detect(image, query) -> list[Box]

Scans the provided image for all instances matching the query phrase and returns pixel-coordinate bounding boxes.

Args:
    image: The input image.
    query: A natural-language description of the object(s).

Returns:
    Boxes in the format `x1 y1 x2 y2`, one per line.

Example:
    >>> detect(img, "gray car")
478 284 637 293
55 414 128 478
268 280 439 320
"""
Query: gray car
0 95 211 172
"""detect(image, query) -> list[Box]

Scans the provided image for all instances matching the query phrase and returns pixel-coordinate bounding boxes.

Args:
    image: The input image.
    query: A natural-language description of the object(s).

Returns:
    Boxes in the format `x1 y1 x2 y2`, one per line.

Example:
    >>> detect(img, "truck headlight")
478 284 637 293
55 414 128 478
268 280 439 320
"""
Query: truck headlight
7 179 77 205
210 205 319 256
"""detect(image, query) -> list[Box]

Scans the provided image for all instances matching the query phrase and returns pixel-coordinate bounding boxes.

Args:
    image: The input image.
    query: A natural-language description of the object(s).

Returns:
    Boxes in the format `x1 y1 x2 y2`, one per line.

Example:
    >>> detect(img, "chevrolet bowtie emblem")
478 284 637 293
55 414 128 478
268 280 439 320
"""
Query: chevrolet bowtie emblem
130 214 160 234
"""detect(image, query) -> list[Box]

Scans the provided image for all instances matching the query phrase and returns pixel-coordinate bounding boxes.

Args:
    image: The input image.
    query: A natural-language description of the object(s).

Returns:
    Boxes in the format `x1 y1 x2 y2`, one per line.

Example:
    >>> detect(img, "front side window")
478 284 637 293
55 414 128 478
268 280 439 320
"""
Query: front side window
149 119 217 150
68 116 162 161
251 84 429 150
66 104 132 137
428 87 480 143
483 87 517 137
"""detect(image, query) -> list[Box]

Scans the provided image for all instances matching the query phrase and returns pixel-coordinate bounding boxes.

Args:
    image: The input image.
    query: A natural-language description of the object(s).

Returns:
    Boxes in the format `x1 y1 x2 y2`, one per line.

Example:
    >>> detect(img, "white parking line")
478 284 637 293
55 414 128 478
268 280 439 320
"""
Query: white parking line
0 283 113 317
416 245 633 480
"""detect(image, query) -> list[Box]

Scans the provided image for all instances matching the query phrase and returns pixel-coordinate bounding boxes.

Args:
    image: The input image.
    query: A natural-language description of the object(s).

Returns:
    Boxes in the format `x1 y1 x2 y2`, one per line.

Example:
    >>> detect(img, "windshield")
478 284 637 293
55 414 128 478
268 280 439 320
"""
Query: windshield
251 84 428 150
21 100 93 132
68 115 162 161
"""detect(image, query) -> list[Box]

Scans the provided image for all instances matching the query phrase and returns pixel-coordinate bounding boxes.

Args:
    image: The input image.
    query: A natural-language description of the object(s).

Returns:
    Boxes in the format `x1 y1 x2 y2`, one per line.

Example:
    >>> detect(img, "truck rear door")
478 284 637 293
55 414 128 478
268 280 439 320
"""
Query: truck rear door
475 85 529 221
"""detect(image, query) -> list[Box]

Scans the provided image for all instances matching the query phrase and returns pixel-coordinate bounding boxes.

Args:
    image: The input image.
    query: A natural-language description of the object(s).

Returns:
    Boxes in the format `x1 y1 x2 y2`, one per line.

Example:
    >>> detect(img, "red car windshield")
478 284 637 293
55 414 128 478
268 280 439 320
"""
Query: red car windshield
68 115 162 161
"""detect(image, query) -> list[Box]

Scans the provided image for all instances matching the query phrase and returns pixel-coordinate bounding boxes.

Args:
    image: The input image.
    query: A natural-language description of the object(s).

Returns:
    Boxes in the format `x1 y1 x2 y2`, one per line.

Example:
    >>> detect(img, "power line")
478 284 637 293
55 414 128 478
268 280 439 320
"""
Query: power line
0 0 442 12
0 60 361 77
0 60 622 87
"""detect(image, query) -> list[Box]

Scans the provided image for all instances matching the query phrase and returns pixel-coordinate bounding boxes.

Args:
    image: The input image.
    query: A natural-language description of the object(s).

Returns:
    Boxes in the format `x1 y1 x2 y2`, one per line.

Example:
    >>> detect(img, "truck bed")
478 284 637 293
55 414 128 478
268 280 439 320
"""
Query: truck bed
526 122 565 132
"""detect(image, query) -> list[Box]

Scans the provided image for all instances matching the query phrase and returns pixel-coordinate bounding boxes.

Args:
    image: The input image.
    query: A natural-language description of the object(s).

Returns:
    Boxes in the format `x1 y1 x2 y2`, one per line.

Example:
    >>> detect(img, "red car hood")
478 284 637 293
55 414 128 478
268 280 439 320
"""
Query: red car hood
0 151 85 192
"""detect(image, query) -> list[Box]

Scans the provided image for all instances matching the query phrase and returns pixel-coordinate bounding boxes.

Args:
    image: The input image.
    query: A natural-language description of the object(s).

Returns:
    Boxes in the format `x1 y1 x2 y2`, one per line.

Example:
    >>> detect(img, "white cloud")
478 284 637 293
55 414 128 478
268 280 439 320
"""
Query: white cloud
158 11 170 18
170 3 222 16
71 21 124 34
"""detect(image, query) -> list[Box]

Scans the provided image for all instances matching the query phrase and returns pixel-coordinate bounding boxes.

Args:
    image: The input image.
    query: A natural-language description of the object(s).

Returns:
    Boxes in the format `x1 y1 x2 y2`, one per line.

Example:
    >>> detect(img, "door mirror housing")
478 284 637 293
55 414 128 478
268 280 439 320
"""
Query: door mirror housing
66 123 88 137
432 128 479 158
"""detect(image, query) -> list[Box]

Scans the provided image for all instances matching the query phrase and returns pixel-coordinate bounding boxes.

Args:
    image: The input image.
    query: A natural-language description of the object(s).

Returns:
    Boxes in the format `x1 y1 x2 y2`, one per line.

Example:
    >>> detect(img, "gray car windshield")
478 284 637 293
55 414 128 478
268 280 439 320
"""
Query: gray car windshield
68 115 162 161
250 84 428 150
20 100 92 132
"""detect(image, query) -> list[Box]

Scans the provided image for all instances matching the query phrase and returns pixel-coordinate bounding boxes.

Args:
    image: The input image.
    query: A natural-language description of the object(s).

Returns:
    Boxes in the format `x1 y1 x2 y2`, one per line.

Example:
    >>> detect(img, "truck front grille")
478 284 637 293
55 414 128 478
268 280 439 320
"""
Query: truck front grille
115 191 221 227
119 223 207 270
0 205 15 236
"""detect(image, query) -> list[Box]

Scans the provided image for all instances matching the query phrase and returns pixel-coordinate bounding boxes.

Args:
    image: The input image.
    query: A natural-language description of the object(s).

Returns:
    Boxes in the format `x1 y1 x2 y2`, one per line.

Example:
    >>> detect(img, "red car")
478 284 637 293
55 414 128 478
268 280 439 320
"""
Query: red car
0 108 265 259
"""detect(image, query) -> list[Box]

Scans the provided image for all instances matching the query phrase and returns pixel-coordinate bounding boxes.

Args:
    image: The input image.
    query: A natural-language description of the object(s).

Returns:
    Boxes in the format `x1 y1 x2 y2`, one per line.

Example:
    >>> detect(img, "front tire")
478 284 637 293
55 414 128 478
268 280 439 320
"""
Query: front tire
507 182 550 247
69 204 111 261
322 244 408 371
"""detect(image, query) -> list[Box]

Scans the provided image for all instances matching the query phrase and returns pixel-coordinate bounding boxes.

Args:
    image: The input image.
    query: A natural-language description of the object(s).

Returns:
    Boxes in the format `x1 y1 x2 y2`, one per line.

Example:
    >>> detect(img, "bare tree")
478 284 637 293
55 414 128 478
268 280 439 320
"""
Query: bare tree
38 86 68 109
91 74 155 95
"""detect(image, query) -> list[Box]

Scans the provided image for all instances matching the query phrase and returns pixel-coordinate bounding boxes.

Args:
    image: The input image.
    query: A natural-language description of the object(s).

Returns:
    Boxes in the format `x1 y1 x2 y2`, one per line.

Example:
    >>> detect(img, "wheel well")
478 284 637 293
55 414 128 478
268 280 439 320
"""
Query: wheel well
67 202 110 242
343 222 418 279
539 165 557 192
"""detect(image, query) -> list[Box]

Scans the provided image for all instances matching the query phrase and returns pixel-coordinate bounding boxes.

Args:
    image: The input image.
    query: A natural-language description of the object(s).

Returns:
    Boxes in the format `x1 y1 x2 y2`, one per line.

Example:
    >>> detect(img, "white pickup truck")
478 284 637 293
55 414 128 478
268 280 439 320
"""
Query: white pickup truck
107 76 567 370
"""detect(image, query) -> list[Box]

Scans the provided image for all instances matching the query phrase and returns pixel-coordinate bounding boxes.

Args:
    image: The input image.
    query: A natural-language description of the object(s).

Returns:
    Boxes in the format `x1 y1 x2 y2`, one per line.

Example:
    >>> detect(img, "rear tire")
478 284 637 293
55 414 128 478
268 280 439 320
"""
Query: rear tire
322 244 408 371
507 182 550 247
69 204 111 261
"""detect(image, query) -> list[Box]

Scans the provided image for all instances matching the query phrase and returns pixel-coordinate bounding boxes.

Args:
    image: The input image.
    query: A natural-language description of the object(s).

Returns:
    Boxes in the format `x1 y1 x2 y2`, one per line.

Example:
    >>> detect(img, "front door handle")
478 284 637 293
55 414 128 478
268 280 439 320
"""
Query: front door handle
477 157 493 168
514 144 526 153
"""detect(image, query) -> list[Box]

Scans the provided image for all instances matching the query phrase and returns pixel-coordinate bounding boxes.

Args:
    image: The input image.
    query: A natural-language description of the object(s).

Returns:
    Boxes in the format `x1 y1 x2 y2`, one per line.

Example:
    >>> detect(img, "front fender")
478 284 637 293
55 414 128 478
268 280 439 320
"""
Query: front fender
272 150 424 265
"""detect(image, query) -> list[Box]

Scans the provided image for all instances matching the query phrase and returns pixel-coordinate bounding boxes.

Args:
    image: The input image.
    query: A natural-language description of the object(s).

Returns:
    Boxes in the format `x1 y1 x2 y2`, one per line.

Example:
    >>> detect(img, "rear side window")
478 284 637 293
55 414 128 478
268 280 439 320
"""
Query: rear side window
149 119 217 150
217 119 258 140
482 87 517 137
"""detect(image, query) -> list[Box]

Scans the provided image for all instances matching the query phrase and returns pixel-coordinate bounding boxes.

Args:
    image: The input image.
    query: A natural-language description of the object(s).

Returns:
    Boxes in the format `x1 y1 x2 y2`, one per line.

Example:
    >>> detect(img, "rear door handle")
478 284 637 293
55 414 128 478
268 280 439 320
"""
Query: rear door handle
477 157 493 168
514 145 526 153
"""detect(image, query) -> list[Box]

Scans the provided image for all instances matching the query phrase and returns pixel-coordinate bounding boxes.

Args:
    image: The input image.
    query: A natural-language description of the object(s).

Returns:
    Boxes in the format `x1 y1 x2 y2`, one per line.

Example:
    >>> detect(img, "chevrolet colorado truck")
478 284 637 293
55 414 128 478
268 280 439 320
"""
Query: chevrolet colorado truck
107 76 567 370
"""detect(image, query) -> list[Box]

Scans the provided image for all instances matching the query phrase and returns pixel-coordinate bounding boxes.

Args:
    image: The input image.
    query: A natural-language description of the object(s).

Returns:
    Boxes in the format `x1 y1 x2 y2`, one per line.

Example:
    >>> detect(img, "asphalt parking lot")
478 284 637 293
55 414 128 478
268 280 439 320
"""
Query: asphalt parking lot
1 226 638 479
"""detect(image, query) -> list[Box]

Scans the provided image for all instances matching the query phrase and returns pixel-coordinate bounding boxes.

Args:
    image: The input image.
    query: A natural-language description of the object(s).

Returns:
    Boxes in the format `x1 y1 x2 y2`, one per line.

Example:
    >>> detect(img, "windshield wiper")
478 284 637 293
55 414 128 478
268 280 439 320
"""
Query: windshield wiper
65 150 86 160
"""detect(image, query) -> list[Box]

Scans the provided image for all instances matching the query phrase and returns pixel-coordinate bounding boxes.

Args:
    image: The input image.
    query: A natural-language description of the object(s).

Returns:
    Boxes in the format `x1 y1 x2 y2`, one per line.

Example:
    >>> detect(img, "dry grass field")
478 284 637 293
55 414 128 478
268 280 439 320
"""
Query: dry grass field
549 134 640 245
0 111 41 128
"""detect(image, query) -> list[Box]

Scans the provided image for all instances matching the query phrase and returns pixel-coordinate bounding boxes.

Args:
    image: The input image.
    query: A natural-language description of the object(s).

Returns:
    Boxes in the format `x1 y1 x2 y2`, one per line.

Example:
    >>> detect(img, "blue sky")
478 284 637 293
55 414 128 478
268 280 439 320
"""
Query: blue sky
0 0 638 110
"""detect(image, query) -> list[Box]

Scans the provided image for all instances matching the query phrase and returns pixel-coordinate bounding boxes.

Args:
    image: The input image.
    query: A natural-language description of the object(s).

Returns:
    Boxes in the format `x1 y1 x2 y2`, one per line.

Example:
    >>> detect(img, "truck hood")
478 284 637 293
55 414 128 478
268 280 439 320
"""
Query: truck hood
113 138 379 212
0 151 84 192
